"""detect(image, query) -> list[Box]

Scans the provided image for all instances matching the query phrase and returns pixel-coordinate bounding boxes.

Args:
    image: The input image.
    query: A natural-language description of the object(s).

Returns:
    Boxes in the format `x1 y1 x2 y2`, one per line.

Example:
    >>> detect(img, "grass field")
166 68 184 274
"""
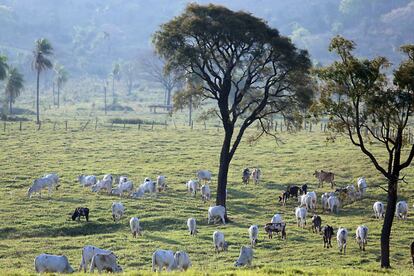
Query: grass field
0 125 413 275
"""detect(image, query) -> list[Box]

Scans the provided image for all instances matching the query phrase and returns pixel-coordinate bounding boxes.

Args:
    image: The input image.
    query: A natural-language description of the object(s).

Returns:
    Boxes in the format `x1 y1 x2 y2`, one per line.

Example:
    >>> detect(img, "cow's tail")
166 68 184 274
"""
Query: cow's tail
152 252 156 272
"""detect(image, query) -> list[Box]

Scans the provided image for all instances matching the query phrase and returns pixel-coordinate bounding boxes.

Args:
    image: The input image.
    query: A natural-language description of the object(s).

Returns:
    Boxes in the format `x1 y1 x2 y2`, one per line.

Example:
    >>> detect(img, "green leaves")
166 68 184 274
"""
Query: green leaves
33 38 54 72
5 67 24 103
0 55 8 80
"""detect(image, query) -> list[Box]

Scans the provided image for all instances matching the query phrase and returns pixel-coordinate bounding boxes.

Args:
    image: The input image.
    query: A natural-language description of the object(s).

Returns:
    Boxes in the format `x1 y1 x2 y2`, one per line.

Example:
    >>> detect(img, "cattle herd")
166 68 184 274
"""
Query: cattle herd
26 168 414 273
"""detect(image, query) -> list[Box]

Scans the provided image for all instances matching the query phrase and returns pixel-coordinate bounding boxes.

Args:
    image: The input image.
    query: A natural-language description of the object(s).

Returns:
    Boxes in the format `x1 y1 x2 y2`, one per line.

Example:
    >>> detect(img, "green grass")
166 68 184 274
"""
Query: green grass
0 126 413 275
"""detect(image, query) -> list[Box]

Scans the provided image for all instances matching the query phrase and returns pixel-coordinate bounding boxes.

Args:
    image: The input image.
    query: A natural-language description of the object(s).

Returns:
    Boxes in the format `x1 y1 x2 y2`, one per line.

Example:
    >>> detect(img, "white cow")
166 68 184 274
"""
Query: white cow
79 245 114 272
357 177 367 196
304 192 317 211
34 254 74 273
298 194 307 205
78 175 97 187
115 180 134 197
321 193 332 211
103 174 114 182
251 168 261 185
186 180 198 196
28 174 60 198
373 201 385 219
118 176 128 184
396 201 408 220
234 246 253 267
337 227 348 254
136 179 157 196
111 202 125 222
90 253 122 273
130 217 142 238
174 251 191 271
208 205 226 224
248 225 259 247
328 196 340 214
356 225 368 251
197 170 212 184
91 178 112 194
271 214 283 224
295 206 307 228
213 231 228 252
187 218 197 236
157 175 167 192
201 184 211 202
152 250 176 272
346 185 357 201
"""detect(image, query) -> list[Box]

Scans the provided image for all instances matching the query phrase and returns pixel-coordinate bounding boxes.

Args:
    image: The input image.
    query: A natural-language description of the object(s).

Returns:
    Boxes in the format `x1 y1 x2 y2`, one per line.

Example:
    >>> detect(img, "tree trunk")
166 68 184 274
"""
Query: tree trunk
188 96 193 127
9 95 12 115
167 87 172 106
216 128 233 210
36 70 40 125
380 177 398 268
104 86 107 115
112 77 115 105
52 82 55 105
57 84 60 108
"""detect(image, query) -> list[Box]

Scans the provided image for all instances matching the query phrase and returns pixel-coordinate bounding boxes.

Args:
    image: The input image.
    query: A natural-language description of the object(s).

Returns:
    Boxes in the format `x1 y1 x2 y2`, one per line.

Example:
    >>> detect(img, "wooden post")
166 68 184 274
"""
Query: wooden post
138 123 141 130
53 122 57 131
95 117 98 130
204 121 207 130
19 121 22 131
65 120 68 131
309 123 312 132
37 121 41 131
3 121 6 132
123 123 126 129
280 121 283 132
191 120 194 130
165 120 167 129
152 121 154 130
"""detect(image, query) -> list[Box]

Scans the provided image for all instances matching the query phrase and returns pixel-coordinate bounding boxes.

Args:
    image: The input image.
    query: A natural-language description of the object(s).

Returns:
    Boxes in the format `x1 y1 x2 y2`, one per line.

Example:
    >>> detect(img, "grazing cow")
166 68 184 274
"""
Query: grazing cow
322 225 334 248
357 177 367 196
242 168 250 184
156 175 167 192
328 196 340 214
314 170 335 188
213 231 228 252
78 175 97 187
234 246 253 267
90 253 122 273
208 205 226 225
356 225 368 251
28 174 60 198
279 191 289 206
187 218 197 236
295 206 307 228
201 184 211 202
300 184 308 195
91 178 112 194
186 180 198 196
411 241 414 266
79 245 115 272
197 170 212 184
287 185 301 198
174 251 191 271
116 180 134 196
312 215 322 233
34 254 74 273
396 201 408 220
264 222 286 239
248 225 259 246
373 201 385 219
251 168 261 185
111 202 124 222
152 250 176 272
337 227 348 254
134 179 157 197
130 217 142 238
72 207 89 222
103 174 113 182
271 214 283 224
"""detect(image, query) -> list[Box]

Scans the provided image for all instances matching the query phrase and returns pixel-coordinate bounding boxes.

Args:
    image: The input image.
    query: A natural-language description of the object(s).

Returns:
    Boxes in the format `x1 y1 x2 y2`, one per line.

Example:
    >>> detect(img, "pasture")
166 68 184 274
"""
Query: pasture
0 125 413 275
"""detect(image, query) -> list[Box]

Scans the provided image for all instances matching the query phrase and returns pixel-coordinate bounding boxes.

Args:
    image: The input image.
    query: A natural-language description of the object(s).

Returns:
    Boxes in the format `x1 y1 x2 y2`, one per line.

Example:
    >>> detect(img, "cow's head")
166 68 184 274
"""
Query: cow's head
313 170 318 176
71 208 80 221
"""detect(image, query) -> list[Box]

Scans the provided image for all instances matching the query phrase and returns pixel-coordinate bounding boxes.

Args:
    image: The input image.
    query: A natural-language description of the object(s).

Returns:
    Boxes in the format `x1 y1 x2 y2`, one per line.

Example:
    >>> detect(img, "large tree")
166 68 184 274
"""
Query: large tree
54 64 68 108
5 67 24 115
154 4 312 210
0 55 8 81
315 36 414 268
33 38 53 124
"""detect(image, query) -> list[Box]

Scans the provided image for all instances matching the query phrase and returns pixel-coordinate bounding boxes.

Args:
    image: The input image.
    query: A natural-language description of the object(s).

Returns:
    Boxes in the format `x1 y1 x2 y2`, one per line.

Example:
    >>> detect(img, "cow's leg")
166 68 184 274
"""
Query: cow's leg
344 243 346 254
221 215 225 225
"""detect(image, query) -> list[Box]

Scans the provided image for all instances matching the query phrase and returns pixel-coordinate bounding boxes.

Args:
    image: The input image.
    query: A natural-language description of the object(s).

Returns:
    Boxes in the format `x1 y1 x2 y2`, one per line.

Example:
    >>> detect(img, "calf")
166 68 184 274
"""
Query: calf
248 225 259 246
251 168 261 185
337 227 348 254
357 177 367 196
279 191 289 206
157 175 167 192
187 218 197 236
130 217 142 238
242 168 250 184
186 180 198 196
208 205 226 225
201 184 211 202
264 222 286 239
311 215 322 233
79 245 114 272
314 170 335 188
396 201 408 220
322 225 334 248
34 254 74 273
174 251 191 271
356 225 368 251
234 246 253 267
213 231 228 252
72 207 89 222
90 253 122 273
373 201 385 219
295 207 307 228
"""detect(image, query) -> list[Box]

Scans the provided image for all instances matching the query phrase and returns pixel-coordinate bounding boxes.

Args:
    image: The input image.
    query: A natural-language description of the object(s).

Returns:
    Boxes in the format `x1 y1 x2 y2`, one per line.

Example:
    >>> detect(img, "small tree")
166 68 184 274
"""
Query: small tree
154 4 312 210
173 76 203 126
5 67 24 115
315 36 414 268
122 61 139 96
54 64 68 108
33 38 53 124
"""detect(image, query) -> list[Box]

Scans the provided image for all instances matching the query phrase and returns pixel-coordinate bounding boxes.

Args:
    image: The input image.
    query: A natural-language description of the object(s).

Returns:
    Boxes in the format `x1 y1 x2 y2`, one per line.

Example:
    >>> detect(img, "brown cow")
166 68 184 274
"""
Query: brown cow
314 170 335 188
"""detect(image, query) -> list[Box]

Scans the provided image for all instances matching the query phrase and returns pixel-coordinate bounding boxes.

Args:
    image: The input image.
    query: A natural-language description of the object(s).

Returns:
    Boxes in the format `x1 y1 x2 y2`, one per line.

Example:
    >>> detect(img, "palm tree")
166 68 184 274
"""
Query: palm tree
54 64 68 108
5 67 24 115
111 63 121 104
0 55 8 81
32 38 53 124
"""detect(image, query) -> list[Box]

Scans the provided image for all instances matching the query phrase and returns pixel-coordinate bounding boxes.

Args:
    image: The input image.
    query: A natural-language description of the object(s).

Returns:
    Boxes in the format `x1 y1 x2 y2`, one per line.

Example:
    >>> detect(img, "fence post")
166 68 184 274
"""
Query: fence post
309 123 312 132
123 123 126 129
95 117 98 130
20 121 22 131
65 121 68 131
275 121 278 132
3 121 6 132
53 122 57 131
138 123 141 130
204 121 207 130
37 121 41 131
152 121 154 130
191 120 194 130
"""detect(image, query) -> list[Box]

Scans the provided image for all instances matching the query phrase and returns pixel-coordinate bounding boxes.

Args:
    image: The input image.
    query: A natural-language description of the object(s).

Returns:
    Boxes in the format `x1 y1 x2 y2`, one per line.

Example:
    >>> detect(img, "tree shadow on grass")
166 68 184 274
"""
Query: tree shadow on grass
144 232 182 246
